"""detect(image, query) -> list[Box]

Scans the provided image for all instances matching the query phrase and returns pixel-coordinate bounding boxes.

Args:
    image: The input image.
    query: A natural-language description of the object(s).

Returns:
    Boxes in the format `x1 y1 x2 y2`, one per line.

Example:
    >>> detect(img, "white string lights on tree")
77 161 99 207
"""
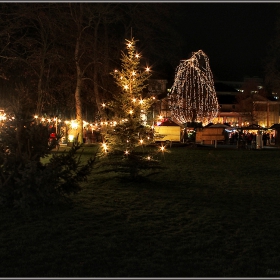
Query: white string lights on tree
168 50 219 126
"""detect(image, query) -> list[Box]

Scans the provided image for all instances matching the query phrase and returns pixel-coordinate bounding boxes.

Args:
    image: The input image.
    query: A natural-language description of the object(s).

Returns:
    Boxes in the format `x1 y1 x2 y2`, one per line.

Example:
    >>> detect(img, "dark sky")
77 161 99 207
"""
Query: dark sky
170 3 279 82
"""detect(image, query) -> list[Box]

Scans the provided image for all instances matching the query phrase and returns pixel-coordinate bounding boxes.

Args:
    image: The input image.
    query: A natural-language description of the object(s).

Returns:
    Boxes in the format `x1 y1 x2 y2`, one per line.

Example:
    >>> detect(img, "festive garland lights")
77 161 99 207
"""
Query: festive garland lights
168 50 219 125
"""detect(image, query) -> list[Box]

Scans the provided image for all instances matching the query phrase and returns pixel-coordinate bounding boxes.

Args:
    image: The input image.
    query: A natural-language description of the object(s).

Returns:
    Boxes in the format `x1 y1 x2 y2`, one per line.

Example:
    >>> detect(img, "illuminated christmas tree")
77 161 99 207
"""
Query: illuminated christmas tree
99 38 163 179
169 50 219 126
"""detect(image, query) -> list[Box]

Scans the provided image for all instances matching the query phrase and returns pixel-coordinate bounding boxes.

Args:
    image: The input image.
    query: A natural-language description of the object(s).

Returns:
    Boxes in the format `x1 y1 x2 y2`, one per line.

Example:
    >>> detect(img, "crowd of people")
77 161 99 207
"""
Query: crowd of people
228 131 274 148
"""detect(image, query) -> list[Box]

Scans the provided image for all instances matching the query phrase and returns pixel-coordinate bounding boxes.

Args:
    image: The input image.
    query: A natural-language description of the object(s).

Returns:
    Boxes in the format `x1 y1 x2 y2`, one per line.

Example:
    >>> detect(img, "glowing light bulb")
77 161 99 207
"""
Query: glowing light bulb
102 143 108 153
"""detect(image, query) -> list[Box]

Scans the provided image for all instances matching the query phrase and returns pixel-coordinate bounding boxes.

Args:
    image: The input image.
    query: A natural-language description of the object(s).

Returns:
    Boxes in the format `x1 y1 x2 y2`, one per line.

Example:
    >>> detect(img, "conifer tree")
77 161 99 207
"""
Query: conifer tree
0 94 96 208
99 38 163 179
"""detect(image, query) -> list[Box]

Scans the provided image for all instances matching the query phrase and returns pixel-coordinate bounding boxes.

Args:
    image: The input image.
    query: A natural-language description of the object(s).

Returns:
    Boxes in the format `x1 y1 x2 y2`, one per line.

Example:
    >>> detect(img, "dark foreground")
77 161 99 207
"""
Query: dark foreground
1 144 280 277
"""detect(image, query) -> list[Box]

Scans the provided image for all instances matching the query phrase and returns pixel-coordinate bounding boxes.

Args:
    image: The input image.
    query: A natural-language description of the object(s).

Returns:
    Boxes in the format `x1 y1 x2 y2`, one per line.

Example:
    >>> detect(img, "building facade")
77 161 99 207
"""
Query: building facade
150 77 280 128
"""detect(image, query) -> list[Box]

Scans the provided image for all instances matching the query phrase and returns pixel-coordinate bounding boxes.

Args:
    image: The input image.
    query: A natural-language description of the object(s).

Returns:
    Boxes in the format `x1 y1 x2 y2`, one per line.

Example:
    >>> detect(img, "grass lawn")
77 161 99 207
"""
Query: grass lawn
1 144 280 277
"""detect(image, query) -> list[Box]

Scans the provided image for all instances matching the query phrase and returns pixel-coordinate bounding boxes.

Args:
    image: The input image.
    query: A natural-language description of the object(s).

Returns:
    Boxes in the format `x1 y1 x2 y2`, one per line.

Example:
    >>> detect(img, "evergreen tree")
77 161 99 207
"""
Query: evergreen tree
99 37 163 179
0 95 96 208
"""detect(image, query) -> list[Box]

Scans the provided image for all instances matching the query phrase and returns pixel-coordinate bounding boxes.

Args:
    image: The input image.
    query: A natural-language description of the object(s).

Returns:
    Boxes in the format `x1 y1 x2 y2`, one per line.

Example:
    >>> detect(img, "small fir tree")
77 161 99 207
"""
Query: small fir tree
0 98 96 208
99 37 163 179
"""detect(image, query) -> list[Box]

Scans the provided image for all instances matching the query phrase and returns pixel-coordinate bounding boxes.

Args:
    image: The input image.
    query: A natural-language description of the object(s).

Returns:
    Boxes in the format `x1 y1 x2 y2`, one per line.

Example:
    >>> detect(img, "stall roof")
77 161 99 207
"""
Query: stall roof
270 124 280 129
159 119 180 126
240 124 267 130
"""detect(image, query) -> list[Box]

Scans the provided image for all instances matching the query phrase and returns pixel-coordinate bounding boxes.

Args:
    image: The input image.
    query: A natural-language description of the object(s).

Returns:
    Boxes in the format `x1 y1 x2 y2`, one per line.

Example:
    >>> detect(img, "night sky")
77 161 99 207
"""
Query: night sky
169 3 279 82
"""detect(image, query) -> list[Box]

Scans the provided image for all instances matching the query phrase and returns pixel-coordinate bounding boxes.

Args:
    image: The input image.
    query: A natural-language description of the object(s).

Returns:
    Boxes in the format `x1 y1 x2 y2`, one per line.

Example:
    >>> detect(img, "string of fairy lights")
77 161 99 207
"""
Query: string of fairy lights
168 50 219 126
0 38 167 156
104 37 165 156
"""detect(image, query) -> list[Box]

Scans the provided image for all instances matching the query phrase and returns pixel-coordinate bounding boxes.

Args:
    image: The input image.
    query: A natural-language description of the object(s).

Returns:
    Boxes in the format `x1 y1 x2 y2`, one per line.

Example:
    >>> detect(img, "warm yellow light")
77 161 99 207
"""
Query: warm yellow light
160 146 165 152
125 150 129 155
41 117 45 122
135 54 140 58
139 99 143 105
132 98 137 103
71 121 78 129
124 85 129 90
140 139 143 144
145 67 150 72
147 156 151 160
69 135 74 142
114 69 118 72
34 115 38 119
102 103 106 108
102 143 108 152
132 71 136 76
129 110 133 114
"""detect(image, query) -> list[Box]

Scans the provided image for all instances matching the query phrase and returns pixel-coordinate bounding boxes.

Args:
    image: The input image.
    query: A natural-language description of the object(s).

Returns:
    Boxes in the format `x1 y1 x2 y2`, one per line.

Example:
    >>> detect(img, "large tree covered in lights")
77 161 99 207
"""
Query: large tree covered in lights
99 37 162 179
169 50 219 126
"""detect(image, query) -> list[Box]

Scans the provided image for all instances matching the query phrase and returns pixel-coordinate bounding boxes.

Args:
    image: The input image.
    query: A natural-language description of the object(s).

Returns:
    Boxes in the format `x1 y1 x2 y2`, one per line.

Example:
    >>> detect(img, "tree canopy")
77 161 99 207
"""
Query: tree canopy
0 3 183 123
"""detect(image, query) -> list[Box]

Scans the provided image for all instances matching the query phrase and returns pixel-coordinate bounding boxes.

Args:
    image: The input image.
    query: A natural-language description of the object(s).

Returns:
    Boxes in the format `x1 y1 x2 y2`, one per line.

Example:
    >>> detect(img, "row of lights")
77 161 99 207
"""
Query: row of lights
101 139 166 157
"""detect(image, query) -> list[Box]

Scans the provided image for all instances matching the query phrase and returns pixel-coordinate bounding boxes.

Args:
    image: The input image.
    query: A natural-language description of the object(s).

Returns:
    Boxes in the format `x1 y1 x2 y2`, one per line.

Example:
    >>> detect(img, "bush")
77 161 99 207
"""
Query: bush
0 113 95 208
